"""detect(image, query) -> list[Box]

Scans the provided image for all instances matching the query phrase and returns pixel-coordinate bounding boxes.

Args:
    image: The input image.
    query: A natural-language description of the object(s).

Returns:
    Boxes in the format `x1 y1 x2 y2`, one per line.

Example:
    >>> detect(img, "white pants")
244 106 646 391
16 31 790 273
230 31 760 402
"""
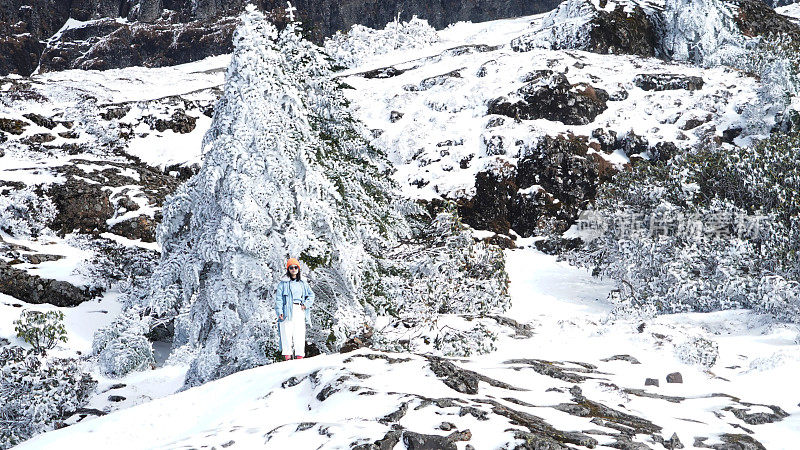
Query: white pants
279 303 306 357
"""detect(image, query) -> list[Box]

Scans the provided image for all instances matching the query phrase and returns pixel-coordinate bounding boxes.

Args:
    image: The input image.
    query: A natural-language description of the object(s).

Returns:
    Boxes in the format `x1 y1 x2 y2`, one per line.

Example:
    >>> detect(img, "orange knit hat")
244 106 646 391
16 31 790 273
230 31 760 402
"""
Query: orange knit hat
286 258 300 269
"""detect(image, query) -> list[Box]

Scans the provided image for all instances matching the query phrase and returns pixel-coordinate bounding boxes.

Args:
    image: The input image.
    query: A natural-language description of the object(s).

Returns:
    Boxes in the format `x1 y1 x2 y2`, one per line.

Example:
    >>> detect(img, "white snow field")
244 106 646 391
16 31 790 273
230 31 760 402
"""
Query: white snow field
13 247 800 449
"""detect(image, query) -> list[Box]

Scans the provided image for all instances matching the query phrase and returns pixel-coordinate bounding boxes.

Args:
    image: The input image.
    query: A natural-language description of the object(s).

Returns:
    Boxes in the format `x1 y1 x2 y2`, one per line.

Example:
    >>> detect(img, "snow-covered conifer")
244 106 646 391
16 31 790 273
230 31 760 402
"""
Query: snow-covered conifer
113 6 408 385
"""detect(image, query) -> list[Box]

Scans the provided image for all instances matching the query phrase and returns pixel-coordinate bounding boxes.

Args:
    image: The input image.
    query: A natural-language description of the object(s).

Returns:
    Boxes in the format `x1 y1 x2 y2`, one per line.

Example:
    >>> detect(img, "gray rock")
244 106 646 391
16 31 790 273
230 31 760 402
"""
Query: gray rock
22 113 56 129
0 260 93 307
645 378 659 387
138 0 163 23
389 111 404 123
666 372 683 383
601 354 641 364
633 74 705 91
48 178 114 235
487 72 608 125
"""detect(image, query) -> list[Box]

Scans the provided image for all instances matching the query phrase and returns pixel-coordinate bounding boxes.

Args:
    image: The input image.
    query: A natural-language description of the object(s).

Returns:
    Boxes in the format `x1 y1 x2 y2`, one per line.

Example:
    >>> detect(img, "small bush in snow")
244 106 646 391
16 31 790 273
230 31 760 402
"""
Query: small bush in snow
92 311 154 377
0 187 56 238
0 346 96 449
324 16 439 68
434 322 498 357
674 336 719 367
13 310 68 354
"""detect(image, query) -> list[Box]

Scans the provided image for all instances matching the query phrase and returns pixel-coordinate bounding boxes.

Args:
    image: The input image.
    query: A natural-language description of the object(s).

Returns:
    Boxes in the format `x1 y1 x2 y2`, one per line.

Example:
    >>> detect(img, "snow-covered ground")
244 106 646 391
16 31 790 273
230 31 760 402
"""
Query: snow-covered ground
13 247 800 449
339 18 759 201
2 9 799 450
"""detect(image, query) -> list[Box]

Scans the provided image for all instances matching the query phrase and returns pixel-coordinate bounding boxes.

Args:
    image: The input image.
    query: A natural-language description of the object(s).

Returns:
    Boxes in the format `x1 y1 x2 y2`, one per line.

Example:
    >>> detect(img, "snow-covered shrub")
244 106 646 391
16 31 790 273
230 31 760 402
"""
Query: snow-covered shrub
511 0 595 52
0 187 56 237
14 310 68 354
72 236 158 300
92 310 154 377
674 336 719 367
567 132 800 322
659 0 800 134
433 322 498 357
0 346 96 449
371 203 510 356
739 34 800 135
379 205 510 321
324 16 439 68
659 0 748 66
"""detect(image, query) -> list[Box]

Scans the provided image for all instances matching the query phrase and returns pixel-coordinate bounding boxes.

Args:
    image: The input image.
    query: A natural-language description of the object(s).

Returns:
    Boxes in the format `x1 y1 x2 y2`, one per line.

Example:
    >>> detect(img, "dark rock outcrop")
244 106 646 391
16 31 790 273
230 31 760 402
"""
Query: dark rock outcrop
48 178 114 235
109 215 158 242
487 72 608 125
0 33 45 77
0 118 28 135
6 0 562 76
633 73 705 91
39 16 237 73
733 0 800 42
511 0 658 57
459 135 620 237
0 260 92 307
457 161 517 235
513 135 615 236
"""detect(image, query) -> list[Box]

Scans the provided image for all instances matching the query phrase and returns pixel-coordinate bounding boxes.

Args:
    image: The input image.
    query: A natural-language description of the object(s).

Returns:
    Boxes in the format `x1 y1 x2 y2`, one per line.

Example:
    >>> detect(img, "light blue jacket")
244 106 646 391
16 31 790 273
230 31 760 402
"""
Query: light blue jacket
274 276 314 323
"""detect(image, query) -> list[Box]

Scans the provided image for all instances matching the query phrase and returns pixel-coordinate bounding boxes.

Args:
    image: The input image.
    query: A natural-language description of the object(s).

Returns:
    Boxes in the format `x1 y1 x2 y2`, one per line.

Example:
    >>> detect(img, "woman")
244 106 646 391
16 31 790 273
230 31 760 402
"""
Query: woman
274 258 315 360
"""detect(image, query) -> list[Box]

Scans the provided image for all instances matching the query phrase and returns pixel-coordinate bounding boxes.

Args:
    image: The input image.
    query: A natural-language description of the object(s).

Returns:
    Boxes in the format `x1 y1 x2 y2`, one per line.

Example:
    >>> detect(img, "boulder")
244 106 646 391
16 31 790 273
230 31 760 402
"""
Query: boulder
109 215 157 242
513 135 607 236
457 160 517 235
666 372 683 383
144 109 197 134
487 72 608 125
0 118 28 135
0 261 92 307
22 113 56 129
0 28 45 76
47 178 114 235
645 378 659 387
633 73 705 91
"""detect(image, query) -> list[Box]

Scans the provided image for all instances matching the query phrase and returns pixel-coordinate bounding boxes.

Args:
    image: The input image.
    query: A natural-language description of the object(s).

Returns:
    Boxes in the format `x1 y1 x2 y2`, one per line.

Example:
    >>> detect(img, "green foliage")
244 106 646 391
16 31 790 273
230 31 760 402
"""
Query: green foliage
13 310 68 354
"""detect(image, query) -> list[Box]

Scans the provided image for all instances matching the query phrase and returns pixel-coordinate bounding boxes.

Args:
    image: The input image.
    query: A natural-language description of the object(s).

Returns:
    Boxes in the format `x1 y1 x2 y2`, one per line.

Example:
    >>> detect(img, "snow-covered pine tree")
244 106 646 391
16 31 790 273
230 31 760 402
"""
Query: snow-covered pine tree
274 13 410 349
108 5 403 385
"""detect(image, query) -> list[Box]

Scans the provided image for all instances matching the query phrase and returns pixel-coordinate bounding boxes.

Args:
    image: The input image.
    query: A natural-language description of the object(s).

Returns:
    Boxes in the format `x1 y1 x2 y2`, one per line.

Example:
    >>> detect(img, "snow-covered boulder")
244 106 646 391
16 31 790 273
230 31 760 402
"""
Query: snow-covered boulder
633 73 705 91
511 0 658 57
486 72 609 126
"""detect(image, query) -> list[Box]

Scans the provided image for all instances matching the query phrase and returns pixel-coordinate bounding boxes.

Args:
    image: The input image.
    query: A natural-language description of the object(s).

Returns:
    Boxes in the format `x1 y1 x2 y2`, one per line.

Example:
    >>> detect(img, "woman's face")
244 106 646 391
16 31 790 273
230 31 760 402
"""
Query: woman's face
288 265 299 277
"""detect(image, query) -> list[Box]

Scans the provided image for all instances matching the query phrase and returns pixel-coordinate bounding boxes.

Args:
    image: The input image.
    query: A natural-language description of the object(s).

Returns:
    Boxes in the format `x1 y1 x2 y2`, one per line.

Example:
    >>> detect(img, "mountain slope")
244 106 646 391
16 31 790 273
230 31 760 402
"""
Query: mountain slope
14 249 800 449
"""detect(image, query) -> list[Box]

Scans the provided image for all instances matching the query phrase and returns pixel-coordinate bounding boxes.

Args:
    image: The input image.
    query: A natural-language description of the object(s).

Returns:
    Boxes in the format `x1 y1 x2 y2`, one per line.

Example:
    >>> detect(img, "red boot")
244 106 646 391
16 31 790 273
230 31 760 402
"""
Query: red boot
295 356 304 359
283 355 291 361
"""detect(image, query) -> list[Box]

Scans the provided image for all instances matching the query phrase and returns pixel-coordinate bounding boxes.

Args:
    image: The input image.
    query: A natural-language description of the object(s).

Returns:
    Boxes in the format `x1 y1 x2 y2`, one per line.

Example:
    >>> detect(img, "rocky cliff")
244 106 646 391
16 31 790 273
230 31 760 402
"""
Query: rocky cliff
1 0 562 76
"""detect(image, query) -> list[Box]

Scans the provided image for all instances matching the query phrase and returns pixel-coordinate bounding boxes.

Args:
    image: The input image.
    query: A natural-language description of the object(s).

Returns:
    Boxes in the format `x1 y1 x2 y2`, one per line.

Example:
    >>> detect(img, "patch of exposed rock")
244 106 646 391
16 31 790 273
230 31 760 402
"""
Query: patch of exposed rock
459 134 620 238
39 16 236 73
511 0 658 57
0 260 93 306
487 72 608 125
634 73 705 91
47 178 115 235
